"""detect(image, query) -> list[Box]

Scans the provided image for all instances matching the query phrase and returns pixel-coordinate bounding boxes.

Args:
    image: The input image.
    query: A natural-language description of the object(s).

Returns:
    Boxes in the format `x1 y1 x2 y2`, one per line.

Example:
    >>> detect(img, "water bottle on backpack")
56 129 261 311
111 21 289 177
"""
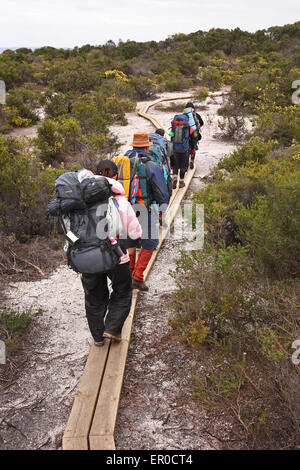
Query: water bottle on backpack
169 114 190 155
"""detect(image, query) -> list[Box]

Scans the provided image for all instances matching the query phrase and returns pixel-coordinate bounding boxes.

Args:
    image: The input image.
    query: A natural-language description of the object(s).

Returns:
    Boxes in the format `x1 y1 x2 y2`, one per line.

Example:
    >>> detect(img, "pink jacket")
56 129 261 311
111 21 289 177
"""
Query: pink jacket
77 170 142 264
105 177 142 264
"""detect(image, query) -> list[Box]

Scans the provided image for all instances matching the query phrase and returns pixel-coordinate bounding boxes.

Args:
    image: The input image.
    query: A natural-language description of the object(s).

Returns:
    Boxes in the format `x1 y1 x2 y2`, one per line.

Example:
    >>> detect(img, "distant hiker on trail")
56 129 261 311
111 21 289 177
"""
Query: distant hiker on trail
152 128 173 176
169 112 193 189
153 128 177 184
47 164 142 346
148 129 173 202
184 101 204 170
125 132 170 292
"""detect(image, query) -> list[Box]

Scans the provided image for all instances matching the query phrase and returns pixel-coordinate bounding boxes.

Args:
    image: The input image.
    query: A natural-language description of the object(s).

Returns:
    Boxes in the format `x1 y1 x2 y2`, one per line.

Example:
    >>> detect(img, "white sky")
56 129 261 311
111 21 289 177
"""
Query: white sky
0 0 300 49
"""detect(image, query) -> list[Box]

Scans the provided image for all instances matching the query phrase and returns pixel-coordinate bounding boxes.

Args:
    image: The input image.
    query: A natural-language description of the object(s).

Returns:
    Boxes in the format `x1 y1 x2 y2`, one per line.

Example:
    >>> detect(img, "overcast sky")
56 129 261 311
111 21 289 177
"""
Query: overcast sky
0 0 300 49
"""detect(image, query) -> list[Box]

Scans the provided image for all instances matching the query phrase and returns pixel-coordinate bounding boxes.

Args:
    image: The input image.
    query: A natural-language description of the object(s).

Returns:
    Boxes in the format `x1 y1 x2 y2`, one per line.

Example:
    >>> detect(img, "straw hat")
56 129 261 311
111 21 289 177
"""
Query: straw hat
131 132 152 147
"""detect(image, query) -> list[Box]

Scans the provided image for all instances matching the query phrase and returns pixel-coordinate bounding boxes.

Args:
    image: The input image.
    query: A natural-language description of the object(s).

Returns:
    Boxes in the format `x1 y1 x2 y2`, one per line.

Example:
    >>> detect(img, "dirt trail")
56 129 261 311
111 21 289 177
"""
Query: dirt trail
8 108 45 139
0 89 238 450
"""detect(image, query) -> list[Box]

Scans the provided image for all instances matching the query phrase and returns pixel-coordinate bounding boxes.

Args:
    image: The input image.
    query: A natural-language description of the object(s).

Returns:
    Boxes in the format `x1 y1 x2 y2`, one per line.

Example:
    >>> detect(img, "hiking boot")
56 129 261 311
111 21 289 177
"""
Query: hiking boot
158 211 168 228
132 278 149 292
172 177 178 189
190 160 194 170
94 338 104 347
103 331 121 342
179 179 185 188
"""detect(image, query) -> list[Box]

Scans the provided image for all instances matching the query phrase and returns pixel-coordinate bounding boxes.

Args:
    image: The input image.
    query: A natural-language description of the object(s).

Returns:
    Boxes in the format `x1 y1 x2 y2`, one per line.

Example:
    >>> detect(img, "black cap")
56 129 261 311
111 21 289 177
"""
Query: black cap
96 159 118 176
185 102 194 109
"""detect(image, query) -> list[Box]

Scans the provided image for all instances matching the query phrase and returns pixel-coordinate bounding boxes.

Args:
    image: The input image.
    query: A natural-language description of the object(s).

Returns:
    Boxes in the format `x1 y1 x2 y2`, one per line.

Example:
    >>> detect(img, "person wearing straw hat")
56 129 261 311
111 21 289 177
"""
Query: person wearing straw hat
125 132 170 291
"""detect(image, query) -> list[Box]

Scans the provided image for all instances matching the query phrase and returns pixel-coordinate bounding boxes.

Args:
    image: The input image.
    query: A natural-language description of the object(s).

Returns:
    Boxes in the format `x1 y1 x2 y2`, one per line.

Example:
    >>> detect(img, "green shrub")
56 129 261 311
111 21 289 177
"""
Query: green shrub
227 72 266 112
0 105 31 131
169 245 262 346
36 118 64 162
0 307 43 357
36 116 83 164
73 94 112 134
170 245 300 352
218 137 277 172
234 165 300 277
195 147 300 277
127 76 157 100
0 135 63 238
44 92 70 118
253 106 300 146
48 59 102 93
193 88 209 102
6 88 43 125
104 94 135 123
192 355 246 409
199 66 224 91
39 93 123 160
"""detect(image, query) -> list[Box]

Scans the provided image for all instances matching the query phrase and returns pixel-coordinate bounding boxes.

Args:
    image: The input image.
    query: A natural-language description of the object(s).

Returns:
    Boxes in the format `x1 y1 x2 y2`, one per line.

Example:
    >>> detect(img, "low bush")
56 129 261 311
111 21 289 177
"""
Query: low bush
127 76 157 100
170 245 300 351
194 147 300 278
0 105 32 131
0 307 43 357
253 105 300 146
169 245 262 346
218 114 247 140
0 135 63 239
169 244 300 447
44 92 71 118
217 137 277 172
193 88 209 102
6 88 43 125
234 165 300 277
198 66 224 91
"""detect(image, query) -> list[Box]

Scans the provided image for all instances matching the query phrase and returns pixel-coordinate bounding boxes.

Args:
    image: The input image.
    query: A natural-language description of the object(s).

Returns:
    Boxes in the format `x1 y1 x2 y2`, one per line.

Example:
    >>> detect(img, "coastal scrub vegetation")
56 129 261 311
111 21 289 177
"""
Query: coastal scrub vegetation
168 24 300 447
1 22 300 448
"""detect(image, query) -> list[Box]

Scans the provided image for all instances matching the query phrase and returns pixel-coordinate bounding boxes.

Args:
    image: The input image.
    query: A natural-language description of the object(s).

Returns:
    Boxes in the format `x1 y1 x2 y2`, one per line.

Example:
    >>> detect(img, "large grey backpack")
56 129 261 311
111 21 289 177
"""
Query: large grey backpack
48 170 123 274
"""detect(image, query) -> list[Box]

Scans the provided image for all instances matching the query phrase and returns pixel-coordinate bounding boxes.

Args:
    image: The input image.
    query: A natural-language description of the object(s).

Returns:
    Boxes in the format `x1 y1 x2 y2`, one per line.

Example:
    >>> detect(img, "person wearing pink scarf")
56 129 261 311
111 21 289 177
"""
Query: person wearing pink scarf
80 161 142 345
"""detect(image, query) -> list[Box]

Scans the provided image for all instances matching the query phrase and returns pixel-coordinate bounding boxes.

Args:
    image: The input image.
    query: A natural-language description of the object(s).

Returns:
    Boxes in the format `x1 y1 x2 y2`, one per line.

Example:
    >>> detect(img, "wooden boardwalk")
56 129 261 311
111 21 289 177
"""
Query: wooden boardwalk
62 96 196 450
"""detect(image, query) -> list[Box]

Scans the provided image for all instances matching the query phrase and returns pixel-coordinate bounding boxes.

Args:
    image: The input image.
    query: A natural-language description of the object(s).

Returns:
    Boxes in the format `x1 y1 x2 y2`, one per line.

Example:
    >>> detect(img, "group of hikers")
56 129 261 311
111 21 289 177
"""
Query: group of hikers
48 102 204 345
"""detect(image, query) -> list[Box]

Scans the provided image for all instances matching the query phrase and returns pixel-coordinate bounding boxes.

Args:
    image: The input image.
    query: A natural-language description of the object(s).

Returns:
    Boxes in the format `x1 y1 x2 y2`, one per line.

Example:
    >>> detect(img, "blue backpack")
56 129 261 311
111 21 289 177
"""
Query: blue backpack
170 114 190 154
148 133 168 155
148 144 173 198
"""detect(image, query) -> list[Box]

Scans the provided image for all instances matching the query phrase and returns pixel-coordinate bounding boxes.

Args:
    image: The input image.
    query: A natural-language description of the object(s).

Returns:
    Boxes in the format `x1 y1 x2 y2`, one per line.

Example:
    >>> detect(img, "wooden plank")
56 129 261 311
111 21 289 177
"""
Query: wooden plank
89 339 130 450
62 437 89 451
62 341 111 450
89 435 116 451
138 95 193 136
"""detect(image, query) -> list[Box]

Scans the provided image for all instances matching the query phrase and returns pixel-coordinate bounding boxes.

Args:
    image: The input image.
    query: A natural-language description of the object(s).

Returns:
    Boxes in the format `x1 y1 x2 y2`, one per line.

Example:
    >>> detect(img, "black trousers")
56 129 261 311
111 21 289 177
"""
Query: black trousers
81 262 132 342
172 152 190 179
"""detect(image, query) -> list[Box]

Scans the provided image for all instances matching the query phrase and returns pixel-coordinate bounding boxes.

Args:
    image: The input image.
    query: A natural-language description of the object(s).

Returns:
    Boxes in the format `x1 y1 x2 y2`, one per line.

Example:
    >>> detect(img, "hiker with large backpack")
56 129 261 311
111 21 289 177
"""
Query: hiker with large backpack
184 101 204 170
48 166 142 345
149 128 173 173
148 130 173 200
156 128 174 174
169 113 193 189
124 132 170 292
